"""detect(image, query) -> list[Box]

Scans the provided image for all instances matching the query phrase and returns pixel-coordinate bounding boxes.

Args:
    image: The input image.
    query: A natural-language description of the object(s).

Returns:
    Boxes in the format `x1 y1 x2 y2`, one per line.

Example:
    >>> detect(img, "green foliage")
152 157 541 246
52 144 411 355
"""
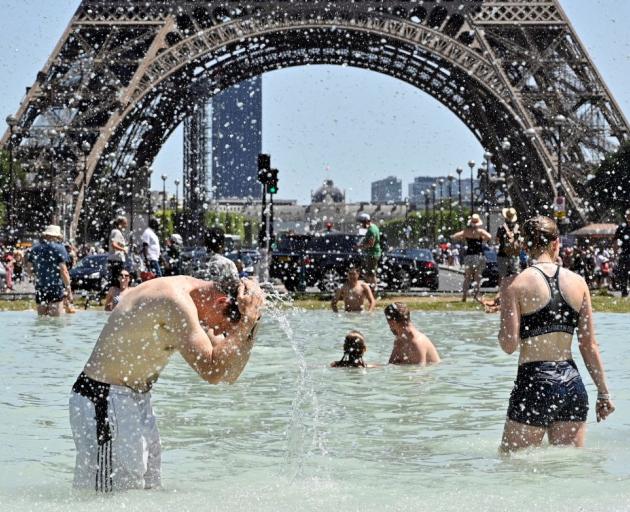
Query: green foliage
155 209 175 237
382 205 470 248
589 140 630 219
205 210 259 246
0 149 26 228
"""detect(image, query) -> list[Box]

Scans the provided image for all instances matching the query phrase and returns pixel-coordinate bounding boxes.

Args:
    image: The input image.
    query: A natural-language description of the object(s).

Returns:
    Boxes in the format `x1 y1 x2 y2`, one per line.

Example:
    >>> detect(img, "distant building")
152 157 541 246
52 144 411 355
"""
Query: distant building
210 77 262 199
408 175 479 207
371 176 402 203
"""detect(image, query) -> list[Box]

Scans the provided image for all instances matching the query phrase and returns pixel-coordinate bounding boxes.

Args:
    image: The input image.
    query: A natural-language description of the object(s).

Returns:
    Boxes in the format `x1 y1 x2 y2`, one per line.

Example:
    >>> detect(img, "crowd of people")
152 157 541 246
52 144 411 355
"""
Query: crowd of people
0 209 623 491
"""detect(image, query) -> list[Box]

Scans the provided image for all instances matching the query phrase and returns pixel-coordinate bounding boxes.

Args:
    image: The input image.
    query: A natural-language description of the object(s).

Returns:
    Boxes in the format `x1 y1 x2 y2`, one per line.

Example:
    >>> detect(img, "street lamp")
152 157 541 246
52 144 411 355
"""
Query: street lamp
80 141 91 243
6 115 18 236
423 189 430 244
431 183 437 244
161 174 167 241
447 174 454 225
438 178 445 233
174 178 180 233
128 159 136 247
468 160 476 214
554 114 567 193
483 152 493 231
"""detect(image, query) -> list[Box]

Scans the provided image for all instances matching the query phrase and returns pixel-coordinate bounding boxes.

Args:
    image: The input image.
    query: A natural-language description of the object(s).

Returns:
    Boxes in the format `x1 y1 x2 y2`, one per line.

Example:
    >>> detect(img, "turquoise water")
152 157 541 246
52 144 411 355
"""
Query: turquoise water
0 308 628 511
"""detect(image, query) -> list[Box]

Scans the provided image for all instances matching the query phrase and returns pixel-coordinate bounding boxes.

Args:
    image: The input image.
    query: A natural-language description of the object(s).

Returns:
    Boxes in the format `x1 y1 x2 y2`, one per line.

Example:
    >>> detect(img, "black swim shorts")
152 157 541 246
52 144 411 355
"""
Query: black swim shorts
35 286 65 305
507 360 589 428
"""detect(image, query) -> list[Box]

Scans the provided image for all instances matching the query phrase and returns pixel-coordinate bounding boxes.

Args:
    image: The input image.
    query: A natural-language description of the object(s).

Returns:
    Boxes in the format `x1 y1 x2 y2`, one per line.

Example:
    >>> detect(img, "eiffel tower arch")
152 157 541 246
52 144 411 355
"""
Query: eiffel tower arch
2 0 628 241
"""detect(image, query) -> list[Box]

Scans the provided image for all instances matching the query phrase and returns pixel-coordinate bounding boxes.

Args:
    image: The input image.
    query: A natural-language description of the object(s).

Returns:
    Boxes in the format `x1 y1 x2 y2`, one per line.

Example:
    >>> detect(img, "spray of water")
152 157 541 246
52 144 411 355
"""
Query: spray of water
263 288 328 481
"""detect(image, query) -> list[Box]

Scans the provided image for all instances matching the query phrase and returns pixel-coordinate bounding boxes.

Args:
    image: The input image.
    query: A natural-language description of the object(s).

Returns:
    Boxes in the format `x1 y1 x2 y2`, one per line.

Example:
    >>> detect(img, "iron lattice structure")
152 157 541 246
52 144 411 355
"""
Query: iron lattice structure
2 0 628 240
183 103 209 240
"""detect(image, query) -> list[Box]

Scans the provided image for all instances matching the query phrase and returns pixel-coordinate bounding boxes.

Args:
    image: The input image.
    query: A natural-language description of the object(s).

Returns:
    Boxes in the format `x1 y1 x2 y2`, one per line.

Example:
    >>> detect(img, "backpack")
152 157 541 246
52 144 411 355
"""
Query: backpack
501 223 521 257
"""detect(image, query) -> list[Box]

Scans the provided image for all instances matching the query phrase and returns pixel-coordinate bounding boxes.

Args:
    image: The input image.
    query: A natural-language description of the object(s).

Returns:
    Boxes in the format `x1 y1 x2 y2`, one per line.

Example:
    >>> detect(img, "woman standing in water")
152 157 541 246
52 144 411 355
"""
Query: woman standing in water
498 216 614 452
452 214 492 302
103 270 132 311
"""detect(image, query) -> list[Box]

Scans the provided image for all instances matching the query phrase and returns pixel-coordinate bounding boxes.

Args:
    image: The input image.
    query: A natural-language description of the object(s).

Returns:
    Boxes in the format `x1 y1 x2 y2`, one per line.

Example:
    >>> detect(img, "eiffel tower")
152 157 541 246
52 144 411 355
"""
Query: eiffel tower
2 0 628 241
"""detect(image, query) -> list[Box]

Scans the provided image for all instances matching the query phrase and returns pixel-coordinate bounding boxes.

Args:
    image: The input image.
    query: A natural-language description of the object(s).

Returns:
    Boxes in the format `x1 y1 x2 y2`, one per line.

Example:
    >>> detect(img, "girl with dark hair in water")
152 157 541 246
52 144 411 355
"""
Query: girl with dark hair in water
498 215 614 452
331 331 368 368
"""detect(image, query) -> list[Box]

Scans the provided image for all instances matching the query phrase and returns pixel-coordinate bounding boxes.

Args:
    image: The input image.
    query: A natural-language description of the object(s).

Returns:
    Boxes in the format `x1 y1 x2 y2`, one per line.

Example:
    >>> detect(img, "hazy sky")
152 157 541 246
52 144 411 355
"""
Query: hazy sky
1 1 629 203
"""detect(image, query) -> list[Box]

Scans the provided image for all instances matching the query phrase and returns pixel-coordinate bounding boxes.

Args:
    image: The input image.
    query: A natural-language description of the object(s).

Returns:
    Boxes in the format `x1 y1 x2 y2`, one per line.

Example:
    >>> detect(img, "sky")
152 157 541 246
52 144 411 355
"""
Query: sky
1 1 629 203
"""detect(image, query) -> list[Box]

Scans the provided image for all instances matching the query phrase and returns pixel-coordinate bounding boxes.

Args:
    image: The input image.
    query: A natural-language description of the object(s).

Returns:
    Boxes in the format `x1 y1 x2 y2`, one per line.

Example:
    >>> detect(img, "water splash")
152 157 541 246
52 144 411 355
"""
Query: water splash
263 289 328 481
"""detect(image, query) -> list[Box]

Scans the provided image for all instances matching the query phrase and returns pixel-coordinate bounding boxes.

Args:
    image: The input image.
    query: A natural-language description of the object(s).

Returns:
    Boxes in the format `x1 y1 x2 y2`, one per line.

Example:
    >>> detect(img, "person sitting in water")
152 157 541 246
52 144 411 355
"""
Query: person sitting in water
498 215 614 453
331 331 369 368
103 270 132 311
385 303 440 365
331 267 376 313
69 274 264 492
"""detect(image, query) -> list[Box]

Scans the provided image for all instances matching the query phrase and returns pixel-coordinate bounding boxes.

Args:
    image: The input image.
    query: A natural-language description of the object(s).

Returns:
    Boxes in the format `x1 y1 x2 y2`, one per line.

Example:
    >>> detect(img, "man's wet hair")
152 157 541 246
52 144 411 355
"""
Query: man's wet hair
384 302 410 324
205 227 226 254
225 282 242 323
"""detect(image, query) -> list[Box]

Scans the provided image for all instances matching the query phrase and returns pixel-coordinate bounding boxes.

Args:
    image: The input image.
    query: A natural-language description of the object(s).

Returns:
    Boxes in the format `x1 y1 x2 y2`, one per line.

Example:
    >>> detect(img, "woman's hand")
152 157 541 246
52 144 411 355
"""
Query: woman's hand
596 397 615 422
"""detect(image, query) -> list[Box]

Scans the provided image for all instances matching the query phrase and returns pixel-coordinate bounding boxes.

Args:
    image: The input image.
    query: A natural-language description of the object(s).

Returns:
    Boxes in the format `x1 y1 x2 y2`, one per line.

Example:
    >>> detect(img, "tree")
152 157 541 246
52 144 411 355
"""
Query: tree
588 140 630 220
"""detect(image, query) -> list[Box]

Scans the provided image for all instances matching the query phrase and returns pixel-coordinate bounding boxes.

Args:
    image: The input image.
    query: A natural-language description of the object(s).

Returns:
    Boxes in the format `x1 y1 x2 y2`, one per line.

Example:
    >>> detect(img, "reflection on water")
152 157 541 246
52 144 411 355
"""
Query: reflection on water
0 309 628 511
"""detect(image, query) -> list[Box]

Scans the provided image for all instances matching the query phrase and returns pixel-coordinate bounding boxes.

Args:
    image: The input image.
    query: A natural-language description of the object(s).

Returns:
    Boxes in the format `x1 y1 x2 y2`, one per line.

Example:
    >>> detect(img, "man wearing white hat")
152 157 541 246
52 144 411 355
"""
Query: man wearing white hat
496 207 520 286
27 225 72 316
357 213 382 290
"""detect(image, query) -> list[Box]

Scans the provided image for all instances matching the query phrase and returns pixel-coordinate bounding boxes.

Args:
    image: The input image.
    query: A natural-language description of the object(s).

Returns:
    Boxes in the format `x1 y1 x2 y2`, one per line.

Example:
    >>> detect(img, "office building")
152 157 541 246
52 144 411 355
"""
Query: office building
371 176 402 203
210 76 262 199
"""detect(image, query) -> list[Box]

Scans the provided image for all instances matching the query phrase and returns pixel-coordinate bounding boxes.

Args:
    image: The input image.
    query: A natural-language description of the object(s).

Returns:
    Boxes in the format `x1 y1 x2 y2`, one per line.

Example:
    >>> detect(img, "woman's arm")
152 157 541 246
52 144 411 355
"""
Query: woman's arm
480 229 492 242
103 288 115 311
451 230 465 241
498 278 520 354
577 281 615 421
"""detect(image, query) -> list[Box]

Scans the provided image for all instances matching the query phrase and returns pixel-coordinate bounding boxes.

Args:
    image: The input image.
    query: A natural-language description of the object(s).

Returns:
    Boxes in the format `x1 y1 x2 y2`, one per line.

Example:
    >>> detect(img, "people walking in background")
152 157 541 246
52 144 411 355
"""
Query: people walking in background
3 249 14 291
163 233 183 276
498 216 614 452
142 218 162 278
331 267 376 313
331 331 369 368
103 270 132 311
357 213 382 291
201 227 239 285
108 216 128 285
496 208 520 286
615 209 630 297
452 214 492 302
27 225 72 316
385 302 440 365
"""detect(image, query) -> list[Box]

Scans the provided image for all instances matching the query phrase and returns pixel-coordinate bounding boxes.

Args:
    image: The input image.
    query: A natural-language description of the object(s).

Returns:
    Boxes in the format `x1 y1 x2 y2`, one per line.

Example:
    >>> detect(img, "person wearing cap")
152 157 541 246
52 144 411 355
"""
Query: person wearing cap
27 225 72 316
357 213 382 290
496 208 521 286
163 233 183 276
452 214 492 302
614 209 630 297
198 227 239 287
108 215 128 286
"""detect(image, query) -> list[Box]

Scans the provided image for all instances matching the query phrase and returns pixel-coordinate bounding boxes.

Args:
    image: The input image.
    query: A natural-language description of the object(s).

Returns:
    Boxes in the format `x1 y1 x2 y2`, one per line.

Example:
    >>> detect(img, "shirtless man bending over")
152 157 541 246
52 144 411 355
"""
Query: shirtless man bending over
385 303 440 365
331 268 376 313
69 276 264 492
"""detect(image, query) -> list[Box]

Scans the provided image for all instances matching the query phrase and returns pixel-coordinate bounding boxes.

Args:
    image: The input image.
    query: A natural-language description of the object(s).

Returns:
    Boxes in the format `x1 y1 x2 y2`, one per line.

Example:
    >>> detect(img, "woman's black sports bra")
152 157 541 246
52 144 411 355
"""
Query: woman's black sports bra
466 238 483 256
519 265 580 340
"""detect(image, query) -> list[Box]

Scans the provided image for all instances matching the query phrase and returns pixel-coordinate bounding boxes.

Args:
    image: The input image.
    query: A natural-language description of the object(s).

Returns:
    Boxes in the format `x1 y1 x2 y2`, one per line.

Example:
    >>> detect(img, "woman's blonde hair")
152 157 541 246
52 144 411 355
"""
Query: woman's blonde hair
522 215 559 254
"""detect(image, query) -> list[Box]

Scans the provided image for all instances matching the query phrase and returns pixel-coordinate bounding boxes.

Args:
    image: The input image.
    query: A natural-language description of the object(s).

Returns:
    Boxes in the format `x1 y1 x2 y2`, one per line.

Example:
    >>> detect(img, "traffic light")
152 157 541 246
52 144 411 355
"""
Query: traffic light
267 168 278 195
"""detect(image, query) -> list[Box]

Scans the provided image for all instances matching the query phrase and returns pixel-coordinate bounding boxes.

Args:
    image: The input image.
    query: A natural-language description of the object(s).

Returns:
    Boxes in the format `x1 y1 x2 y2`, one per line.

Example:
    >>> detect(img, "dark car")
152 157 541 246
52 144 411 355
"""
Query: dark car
303 233 363 292
380 248 439 291
70 254 138 292
481 247 499 287
270 234 313 291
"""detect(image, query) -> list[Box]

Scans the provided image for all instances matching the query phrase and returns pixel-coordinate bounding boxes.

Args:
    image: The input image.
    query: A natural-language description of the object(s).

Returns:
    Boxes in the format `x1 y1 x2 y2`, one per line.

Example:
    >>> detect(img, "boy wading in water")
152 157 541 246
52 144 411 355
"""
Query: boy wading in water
69 275 264 492
385 303 440 365
331 268 376 313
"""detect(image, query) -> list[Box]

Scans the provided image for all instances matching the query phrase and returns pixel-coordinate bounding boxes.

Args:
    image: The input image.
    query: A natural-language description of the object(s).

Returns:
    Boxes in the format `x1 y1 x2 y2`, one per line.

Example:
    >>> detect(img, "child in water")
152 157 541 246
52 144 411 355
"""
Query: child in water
331 330 369 368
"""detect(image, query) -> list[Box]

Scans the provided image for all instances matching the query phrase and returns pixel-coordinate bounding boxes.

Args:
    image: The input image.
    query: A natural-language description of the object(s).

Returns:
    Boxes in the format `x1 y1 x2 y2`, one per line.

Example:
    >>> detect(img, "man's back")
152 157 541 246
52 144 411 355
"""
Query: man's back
389 326 440 365
84 276 202 391
29 241 68 290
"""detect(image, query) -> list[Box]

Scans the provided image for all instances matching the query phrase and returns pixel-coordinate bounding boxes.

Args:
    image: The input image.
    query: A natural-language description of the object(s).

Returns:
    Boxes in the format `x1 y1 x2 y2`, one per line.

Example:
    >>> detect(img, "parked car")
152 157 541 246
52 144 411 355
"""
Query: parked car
303 233 363 292
270 234 313 291
70 254 138 292
380 248 439 291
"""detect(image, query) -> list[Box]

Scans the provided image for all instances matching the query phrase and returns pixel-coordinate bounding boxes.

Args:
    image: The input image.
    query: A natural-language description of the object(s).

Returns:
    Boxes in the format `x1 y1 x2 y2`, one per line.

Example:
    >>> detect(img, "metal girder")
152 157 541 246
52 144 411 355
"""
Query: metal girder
2 0 628 240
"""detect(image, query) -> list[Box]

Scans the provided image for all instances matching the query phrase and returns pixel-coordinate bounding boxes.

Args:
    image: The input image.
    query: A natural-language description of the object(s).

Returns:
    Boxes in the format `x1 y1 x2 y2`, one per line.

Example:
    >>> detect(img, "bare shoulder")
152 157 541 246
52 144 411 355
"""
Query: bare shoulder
559 266 586 287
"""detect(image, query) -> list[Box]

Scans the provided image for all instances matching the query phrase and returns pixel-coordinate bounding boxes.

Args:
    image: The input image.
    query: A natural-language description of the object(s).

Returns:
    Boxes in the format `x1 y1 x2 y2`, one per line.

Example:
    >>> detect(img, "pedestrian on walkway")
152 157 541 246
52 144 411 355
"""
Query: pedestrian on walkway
142 218 162 278
615 209 630 297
